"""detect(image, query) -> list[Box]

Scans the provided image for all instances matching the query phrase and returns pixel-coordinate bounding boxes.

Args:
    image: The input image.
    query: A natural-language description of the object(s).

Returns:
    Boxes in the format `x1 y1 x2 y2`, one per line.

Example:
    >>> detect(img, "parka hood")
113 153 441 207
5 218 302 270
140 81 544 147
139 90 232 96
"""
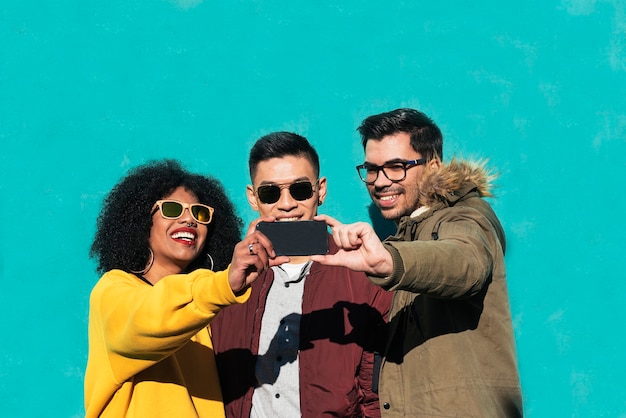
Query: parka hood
418 159 498 208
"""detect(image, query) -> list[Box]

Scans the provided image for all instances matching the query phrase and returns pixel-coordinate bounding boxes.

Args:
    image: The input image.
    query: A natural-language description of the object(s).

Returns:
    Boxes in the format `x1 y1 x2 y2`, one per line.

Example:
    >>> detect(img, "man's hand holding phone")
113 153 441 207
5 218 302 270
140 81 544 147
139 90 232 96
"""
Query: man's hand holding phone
310 215 393 277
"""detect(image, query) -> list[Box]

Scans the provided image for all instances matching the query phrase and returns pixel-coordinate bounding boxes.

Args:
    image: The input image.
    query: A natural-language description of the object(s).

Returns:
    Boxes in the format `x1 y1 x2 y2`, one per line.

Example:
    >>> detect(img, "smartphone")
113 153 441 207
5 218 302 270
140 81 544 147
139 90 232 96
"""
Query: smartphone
256 220 329 256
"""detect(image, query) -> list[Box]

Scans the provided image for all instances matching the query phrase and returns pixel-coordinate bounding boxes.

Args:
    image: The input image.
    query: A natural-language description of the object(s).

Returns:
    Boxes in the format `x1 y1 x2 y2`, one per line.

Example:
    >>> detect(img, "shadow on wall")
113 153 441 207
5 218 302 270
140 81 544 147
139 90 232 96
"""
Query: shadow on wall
368 203 397 240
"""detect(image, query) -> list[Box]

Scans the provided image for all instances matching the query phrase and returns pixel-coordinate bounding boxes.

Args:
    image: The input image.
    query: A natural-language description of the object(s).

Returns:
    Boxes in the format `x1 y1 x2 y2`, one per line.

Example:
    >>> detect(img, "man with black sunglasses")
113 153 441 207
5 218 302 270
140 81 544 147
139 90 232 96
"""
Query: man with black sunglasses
312 108 523 417
212 132 393 418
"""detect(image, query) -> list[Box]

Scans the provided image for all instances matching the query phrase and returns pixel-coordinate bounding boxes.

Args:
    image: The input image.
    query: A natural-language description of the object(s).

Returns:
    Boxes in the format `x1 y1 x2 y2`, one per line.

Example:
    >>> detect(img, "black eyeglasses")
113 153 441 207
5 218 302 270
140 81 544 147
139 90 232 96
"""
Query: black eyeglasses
356 159 426 184
256 180 317 204
152 200 214 224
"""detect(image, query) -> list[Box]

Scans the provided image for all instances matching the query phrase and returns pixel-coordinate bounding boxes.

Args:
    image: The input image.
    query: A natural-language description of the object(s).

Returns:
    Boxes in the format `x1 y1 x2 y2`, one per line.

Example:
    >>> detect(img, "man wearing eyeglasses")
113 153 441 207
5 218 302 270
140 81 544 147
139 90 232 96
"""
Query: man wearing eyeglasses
312 109 523 417
211 132 393 418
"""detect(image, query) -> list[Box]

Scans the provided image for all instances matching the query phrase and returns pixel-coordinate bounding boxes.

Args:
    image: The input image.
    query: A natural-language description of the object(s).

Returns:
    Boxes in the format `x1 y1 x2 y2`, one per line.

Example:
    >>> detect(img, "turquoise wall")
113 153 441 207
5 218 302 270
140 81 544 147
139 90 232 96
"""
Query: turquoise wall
1 1 624 416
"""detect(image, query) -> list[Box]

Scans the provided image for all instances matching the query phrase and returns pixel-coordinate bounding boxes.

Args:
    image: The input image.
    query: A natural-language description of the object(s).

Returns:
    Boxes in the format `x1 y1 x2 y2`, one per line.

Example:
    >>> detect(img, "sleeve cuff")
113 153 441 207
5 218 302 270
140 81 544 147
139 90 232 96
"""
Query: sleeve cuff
366 244 404 290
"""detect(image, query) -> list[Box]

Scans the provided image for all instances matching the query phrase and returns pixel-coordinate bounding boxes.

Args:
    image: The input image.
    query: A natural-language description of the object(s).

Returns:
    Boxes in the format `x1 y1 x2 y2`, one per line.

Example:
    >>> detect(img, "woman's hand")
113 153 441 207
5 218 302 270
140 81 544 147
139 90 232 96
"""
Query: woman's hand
228 216 290 293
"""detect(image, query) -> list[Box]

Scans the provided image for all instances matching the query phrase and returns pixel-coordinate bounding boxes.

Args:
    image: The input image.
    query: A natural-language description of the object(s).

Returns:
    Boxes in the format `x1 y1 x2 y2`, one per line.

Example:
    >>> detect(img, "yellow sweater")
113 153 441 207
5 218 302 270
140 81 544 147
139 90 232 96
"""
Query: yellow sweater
84 268 250 418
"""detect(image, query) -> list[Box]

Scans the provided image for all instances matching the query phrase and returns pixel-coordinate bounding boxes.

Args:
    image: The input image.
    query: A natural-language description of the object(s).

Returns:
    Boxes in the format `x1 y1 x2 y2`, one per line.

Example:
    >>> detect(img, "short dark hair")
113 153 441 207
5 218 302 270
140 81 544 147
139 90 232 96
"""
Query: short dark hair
248 132 320 179
357 108 443 161
90 159 243 275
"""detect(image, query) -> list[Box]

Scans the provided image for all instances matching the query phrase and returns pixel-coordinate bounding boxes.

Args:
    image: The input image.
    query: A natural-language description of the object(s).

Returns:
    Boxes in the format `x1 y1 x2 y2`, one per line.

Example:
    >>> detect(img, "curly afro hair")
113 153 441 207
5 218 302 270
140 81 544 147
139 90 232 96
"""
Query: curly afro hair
90 159 243 275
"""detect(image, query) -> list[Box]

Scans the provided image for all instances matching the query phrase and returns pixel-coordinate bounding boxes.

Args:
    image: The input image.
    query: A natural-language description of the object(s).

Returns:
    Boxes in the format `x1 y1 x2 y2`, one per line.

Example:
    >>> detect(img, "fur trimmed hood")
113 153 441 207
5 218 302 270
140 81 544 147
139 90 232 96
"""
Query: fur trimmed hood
417 159 498 208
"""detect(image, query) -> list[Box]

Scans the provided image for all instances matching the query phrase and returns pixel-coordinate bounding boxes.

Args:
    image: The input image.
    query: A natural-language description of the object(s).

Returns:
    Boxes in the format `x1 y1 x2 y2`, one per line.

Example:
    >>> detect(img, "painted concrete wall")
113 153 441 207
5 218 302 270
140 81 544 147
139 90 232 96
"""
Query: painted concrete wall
1 1 624 416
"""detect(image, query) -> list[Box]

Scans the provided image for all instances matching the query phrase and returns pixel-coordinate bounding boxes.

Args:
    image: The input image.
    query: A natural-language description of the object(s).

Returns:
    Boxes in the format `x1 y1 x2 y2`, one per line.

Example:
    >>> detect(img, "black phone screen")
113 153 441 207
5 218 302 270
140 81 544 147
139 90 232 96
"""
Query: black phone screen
256 220 329 256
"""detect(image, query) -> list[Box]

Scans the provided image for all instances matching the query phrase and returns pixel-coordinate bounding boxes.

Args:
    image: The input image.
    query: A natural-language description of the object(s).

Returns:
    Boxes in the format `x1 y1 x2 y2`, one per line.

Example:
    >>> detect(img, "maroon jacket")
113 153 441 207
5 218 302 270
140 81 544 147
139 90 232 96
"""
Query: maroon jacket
212 239 393 418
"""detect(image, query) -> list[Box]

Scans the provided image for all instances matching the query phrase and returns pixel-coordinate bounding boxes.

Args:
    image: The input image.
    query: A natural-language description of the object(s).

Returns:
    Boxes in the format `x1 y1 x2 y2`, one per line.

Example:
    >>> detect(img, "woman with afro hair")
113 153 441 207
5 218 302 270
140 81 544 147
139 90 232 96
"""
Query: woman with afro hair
85 159 288 418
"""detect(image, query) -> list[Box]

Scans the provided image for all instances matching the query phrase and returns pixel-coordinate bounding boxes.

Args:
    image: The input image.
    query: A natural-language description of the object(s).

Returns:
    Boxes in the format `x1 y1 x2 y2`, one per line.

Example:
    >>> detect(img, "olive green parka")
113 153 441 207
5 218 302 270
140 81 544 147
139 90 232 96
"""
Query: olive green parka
369 159 523 417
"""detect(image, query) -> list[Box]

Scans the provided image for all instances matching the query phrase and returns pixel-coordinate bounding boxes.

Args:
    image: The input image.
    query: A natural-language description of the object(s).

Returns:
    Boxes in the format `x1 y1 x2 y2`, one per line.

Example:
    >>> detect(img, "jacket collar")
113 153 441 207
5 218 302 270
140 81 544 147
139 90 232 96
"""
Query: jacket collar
417 158 496 208
395 159 497 229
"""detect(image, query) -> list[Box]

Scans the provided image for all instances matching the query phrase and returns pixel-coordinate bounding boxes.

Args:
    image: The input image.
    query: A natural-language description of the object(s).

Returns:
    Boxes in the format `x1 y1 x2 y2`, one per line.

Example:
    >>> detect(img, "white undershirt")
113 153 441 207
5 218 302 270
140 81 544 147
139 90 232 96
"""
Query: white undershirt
411 205 430 218
250 262 310 418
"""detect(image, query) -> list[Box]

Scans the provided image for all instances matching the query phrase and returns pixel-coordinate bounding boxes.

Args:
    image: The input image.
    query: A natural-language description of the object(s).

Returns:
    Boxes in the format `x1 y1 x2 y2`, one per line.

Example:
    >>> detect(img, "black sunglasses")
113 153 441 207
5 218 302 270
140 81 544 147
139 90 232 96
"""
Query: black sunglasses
256 181 317 204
